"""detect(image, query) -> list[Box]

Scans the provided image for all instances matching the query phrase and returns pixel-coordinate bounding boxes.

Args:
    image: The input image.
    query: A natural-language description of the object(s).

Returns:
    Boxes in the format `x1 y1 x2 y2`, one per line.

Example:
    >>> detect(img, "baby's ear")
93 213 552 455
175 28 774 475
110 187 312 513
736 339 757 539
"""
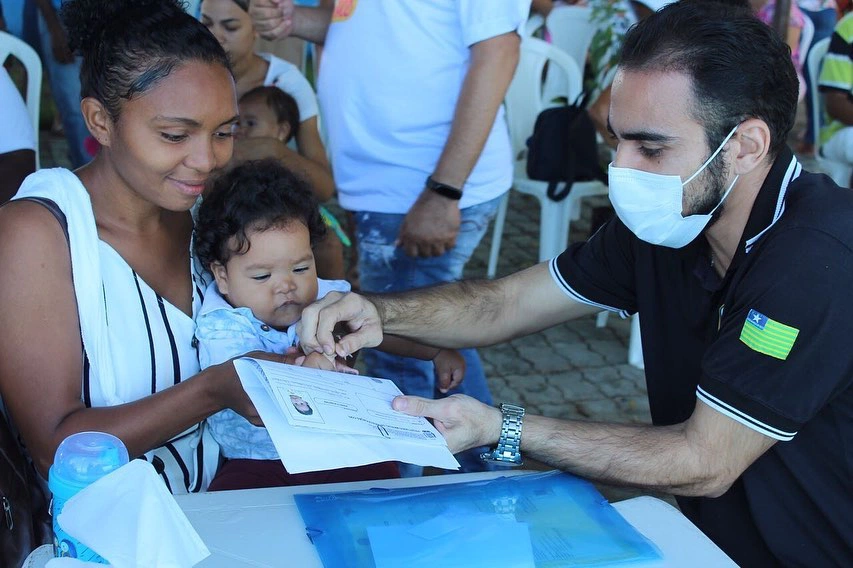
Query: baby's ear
210 262 229 294
277 122 292 143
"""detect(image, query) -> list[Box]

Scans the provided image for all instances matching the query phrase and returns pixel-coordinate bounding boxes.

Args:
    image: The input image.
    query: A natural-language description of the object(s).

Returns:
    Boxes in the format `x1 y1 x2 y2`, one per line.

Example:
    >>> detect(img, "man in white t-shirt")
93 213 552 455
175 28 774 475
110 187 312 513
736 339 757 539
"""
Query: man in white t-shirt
251 0 527 474
0 66 36 202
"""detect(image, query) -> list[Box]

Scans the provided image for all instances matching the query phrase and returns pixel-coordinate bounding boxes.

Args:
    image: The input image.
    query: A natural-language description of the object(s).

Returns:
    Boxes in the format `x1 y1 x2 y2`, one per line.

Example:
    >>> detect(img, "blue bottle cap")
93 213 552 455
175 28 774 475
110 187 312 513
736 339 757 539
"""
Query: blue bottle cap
49 431 129 491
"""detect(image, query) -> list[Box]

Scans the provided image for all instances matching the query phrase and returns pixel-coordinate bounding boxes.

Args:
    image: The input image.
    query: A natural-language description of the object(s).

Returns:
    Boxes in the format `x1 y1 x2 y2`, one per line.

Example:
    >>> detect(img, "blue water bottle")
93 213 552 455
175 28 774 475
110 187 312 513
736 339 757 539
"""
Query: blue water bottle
49 431 129 562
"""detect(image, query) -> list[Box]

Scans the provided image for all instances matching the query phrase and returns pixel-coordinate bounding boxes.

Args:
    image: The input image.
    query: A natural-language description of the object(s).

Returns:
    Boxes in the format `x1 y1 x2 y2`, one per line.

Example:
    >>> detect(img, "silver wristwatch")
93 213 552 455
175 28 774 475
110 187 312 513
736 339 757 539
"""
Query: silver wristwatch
480 403 525 466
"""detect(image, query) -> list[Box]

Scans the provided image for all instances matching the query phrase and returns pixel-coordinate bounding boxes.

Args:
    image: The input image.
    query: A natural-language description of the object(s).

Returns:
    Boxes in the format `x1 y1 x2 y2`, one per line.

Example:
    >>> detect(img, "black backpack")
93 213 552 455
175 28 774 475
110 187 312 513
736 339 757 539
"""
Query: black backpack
526 94 607 201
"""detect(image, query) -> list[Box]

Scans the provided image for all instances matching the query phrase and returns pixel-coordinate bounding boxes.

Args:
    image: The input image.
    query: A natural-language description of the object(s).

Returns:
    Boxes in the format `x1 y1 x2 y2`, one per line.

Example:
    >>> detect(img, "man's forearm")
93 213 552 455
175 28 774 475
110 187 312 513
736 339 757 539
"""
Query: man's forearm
292 6 333 45
523 416 719 496
367 279 507 348
518 400 776 498
431 32 520 189
367 263 595 349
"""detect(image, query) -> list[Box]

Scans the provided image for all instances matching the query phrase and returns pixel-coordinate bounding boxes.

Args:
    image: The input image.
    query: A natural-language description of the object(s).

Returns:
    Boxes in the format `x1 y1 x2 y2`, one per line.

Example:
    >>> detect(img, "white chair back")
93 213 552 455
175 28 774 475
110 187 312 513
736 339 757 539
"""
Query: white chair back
504 36 584 158
541 6 595 105
808 37 830 157
800 13 814 66
0 31 42 169
523 13 545 38
545 6 596 72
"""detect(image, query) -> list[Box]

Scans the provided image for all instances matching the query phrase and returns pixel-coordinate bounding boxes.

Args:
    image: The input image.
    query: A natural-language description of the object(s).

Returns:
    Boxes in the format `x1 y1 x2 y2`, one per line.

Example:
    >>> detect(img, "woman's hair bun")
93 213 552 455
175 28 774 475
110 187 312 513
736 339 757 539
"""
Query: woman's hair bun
61 0 187 54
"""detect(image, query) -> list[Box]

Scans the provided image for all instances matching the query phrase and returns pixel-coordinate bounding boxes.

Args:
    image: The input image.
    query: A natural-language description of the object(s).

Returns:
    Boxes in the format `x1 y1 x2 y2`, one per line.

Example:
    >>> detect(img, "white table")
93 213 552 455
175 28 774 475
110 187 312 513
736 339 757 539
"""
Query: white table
174 471 736 567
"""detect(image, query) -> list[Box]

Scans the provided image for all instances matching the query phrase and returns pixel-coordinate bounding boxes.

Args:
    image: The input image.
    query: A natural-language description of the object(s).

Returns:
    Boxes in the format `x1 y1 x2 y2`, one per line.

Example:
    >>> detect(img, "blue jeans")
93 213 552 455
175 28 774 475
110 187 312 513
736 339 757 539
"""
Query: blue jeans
36 9 90 168
354 195 503 475
801 7 838 145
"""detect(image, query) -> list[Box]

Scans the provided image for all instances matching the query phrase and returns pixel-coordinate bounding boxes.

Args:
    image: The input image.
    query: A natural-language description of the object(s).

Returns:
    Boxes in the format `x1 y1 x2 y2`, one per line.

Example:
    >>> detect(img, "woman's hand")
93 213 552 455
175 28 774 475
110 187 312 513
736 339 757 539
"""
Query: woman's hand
218 347 302 426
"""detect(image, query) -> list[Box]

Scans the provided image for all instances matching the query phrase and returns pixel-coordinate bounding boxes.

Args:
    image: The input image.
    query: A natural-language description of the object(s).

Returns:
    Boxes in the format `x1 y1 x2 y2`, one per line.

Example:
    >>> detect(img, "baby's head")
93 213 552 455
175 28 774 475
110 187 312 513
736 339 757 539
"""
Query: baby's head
237 86 300 143
195 159 326 330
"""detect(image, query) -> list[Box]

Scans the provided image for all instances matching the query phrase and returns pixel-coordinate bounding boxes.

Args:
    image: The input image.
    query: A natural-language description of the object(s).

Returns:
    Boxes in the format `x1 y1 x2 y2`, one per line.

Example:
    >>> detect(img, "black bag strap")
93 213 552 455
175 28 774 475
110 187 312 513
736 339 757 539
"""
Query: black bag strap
546 181 572 201
572 90 590 110
16 197 69 243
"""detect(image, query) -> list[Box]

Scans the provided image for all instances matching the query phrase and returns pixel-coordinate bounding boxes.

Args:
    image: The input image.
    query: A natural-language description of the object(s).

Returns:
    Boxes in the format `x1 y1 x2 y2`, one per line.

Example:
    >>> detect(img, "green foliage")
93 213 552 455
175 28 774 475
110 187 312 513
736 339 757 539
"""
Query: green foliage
587 0 633 94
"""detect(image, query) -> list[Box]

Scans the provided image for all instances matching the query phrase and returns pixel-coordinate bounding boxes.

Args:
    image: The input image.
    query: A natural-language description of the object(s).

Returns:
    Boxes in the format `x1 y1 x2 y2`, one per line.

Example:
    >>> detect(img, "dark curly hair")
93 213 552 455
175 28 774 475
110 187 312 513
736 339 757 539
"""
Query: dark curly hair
194 159 327 270
240 86 301 142
60 0 230 119
619 0 798 159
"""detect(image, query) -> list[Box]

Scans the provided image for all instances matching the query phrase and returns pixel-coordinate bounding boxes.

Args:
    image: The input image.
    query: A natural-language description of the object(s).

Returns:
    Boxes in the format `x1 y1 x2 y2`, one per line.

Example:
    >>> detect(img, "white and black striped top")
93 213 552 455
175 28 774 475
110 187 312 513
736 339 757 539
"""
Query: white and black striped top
82 242 205 407
13 170 219 494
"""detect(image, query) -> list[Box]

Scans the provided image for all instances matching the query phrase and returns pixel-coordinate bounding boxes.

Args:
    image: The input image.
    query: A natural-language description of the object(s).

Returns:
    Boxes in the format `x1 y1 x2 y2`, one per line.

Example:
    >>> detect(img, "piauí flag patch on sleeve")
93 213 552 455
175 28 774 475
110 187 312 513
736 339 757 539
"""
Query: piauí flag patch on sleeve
739 309 799 360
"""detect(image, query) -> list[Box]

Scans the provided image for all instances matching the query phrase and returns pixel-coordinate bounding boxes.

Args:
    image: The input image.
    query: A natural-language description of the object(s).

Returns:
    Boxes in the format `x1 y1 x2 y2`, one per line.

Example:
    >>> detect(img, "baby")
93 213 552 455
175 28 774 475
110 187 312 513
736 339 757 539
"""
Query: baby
193 159 464 484
236 86 351 279
237 85 301 144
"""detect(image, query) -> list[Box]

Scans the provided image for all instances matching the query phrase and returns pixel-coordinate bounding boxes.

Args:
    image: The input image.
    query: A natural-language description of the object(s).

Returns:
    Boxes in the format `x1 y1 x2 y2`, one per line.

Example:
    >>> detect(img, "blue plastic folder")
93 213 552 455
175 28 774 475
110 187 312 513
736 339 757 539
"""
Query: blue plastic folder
294 471 661 567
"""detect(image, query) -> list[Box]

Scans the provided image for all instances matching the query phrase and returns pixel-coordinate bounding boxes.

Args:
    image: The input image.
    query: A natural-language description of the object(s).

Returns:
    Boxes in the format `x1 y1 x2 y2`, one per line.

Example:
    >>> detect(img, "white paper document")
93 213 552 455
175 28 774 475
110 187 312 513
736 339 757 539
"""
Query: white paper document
233 358 461 474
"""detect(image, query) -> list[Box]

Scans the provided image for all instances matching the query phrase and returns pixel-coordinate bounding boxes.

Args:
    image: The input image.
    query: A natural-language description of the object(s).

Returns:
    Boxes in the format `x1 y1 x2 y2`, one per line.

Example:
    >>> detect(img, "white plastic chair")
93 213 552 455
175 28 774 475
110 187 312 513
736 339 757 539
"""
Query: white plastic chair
546 6 597 70
487 37 608 277
799 13 814 66
807 37 853 187
541 6 596 105
0 31 42 169
523 13 545 38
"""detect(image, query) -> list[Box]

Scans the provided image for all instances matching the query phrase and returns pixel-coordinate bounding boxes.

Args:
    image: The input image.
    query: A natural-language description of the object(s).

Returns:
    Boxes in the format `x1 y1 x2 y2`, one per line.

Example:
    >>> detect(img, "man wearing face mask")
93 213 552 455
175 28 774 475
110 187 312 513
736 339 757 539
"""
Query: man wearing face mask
297 1 852 565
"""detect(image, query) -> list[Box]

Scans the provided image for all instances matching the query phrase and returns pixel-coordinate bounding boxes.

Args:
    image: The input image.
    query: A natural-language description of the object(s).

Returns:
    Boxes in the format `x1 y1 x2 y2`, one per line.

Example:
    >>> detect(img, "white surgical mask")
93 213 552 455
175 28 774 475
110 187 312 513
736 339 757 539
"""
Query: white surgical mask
608 125 740 248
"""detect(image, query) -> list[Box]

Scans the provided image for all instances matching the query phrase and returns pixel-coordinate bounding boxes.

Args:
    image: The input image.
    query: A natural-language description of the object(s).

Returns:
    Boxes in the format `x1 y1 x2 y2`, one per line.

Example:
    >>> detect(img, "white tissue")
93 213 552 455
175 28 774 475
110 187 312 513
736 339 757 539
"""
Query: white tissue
57 460 210 568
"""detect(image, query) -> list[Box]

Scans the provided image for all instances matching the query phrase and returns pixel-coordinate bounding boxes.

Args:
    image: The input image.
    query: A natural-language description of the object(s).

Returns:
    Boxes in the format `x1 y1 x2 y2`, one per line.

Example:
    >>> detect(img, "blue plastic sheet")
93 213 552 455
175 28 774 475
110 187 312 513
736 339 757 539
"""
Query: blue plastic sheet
294 471 662 567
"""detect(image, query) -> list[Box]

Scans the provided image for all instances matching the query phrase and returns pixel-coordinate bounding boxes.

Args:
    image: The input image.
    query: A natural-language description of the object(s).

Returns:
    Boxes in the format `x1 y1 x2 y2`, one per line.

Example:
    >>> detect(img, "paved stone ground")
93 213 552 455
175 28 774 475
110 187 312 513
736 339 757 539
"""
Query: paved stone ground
38 106 822 504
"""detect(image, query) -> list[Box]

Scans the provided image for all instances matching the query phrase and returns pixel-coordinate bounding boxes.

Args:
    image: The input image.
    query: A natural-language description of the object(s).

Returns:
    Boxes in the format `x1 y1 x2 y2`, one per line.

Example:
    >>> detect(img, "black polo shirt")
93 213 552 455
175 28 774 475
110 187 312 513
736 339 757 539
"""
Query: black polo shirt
550 148 853 566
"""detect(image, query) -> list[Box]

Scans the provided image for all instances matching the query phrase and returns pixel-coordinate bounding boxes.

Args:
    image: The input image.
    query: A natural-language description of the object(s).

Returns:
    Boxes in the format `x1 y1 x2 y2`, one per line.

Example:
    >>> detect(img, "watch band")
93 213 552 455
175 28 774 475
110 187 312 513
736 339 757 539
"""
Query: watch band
426 176 463 200
480 403 525 466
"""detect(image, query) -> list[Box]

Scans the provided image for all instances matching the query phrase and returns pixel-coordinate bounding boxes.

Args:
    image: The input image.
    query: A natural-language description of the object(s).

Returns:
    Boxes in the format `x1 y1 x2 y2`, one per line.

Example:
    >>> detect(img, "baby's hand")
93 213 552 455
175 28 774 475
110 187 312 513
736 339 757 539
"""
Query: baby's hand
433 349 466 394
295 351 359 375
298 351 337 372
332 355 359 375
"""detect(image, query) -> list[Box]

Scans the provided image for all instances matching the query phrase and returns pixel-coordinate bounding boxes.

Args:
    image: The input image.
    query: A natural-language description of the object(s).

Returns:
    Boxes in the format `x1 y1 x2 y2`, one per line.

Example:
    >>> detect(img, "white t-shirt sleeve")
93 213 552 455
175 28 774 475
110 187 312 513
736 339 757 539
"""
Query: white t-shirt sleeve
263 54 319 122
0 68 36 154
457 0 531 47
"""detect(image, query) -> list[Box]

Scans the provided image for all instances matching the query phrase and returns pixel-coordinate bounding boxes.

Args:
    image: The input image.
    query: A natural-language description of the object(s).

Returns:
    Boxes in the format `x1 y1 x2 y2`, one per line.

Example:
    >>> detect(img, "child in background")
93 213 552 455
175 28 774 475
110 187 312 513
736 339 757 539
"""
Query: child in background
194 159 466 490
237 85 302 144
237 86 351 282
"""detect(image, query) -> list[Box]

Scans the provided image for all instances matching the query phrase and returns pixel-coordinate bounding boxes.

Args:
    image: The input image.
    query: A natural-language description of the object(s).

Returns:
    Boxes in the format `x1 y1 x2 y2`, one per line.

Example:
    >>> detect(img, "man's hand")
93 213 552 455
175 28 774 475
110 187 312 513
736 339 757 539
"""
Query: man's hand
249 0 294 40
392 394 501 454
296 291 384 359
397 189 461 257
432 349 465 393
